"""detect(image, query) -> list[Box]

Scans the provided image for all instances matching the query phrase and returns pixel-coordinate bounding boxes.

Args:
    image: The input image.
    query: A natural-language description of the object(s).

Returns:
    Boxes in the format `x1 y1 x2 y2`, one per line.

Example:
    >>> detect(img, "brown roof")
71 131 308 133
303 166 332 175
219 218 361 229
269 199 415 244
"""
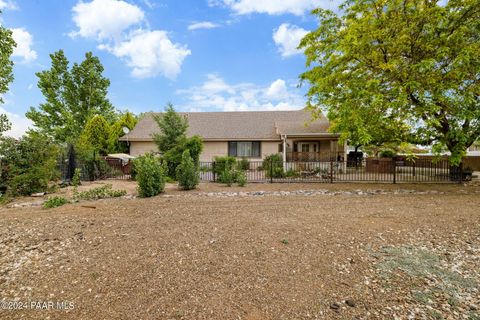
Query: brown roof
120 109 333 141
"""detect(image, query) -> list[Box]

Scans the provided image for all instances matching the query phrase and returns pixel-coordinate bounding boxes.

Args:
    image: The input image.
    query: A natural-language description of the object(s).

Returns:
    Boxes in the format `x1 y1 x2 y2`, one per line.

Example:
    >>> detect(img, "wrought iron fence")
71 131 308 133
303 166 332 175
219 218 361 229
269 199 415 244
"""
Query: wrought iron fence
58 157 132 181
200 157 463 184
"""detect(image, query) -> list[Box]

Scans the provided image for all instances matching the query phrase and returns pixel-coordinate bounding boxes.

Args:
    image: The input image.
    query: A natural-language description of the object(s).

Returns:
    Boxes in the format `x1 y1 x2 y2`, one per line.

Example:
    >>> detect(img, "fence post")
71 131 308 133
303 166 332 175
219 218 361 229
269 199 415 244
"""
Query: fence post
392 159 396 184
212 161 216 182
330 159 333 184
270 158 273 183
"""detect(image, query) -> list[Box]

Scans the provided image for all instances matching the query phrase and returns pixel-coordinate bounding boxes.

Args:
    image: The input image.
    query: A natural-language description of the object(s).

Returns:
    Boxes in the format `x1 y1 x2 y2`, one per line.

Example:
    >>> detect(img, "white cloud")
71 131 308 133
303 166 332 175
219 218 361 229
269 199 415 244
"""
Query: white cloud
273 23 308 57
188 21 220 31
210 0 338 15
177 74 305 112
0 0 17 10
0 107 32 138
100 29 191 79
266 79 289 98
70 0 145 41
70 0 190 79
10 28 37 63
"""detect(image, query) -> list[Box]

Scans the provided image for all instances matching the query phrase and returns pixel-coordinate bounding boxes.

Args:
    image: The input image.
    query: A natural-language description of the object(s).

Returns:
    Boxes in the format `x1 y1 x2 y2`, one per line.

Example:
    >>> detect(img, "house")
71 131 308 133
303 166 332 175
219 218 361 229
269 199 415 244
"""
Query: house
119 109 345 162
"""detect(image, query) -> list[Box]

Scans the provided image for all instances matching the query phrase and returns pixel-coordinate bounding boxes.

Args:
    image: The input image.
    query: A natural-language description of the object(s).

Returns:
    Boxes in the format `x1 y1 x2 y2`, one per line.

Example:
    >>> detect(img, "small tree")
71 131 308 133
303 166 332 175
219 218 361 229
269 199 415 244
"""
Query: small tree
176 149 199 190
134 154 166 197
153 103 188 153
108 112 137 153
78 115 111 156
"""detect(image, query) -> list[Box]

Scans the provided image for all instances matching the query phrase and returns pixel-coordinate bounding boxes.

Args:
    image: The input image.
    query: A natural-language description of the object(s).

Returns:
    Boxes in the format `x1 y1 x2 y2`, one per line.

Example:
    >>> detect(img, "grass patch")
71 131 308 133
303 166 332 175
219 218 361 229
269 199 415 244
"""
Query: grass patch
43 196 68 208
73 184 127 201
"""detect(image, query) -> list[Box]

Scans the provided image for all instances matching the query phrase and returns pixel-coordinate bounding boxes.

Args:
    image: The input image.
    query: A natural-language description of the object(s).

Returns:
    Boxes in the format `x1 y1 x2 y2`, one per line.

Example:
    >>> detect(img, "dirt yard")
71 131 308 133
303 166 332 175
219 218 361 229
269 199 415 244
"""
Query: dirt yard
0 182 479 319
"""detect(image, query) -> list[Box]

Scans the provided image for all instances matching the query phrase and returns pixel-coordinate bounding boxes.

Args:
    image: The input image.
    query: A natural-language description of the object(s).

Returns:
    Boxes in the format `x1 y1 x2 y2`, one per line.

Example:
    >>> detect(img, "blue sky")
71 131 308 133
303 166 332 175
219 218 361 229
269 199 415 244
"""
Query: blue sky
0 0 341 137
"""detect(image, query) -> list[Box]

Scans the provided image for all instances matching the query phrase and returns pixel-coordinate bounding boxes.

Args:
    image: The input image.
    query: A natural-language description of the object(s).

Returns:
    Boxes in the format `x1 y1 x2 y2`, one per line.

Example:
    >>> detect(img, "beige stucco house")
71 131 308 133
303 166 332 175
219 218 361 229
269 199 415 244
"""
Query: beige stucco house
119 109 345 162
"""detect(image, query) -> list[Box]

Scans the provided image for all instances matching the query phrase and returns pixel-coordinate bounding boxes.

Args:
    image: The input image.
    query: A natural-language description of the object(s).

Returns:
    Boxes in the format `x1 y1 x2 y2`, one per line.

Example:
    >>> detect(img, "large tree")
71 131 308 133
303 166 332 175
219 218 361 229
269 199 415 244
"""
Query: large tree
0 10 15 136
26 50 115 143
300 0 480 164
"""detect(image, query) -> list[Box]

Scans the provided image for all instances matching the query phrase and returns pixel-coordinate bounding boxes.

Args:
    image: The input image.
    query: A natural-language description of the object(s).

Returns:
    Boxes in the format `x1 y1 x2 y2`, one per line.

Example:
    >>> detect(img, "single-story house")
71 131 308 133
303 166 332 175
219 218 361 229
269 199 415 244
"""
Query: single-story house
119 109 345 162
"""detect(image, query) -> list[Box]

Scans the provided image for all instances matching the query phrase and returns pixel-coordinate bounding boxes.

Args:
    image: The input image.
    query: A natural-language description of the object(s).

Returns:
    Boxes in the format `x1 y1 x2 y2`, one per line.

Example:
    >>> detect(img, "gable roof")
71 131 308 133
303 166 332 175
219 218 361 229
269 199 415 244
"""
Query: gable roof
120 109 332 142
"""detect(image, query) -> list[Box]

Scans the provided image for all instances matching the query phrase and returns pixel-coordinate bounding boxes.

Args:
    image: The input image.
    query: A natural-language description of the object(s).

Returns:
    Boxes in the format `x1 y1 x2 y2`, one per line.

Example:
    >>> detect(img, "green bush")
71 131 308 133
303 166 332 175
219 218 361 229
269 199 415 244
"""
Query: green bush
72 168 81 187
83 157 110 181
285 168 299 178
219 167 236 186
0 133 59 196
263 154 285 178
379 150 396 158
237 170 247 187
134 154 166 197
43 196 68 208
73 184 126 201
238 158 250 171
213 156 237 175
176 150 199 190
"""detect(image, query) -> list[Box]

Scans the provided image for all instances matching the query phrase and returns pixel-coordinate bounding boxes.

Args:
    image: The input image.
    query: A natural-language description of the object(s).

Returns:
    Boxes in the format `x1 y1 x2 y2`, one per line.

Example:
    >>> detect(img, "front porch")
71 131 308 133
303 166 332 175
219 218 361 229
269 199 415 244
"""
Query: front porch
279 135 346 162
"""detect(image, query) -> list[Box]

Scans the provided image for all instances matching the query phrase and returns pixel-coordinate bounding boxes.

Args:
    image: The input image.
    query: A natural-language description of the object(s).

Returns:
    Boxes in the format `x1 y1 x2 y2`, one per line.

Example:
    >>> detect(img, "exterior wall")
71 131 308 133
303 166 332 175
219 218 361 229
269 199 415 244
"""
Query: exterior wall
200 141 228 161
129 141 157 157
129 140 281 161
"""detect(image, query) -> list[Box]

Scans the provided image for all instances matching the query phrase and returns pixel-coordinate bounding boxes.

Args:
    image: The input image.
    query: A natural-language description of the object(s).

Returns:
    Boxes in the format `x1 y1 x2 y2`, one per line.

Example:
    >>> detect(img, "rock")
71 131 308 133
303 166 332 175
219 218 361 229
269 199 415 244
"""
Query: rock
31 192 46 197
330 303 340 310
345 299 356 307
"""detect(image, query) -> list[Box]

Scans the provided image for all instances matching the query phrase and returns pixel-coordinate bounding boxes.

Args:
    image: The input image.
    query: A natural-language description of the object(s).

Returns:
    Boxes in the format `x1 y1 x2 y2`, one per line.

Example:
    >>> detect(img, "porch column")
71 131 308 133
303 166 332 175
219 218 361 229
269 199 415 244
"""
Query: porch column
282 134 287 170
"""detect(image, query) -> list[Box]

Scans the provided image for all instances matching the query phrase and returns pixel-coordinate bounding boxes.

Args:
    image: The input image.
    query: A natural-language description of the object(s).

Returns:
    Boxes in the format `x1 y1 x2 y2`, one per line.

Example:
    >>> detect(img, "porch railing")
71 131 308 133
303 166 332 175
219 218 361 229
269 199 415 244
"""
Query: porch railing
286 152 344 162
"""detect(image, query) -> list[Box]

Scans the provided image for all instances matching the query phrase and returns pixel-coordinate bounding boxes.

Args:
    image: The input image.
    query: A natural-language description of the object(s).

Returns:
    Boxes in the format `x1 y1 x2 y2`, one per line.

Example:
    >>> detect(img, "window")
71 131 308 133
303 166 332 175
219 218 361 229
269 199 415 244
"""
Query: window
228 141 261 157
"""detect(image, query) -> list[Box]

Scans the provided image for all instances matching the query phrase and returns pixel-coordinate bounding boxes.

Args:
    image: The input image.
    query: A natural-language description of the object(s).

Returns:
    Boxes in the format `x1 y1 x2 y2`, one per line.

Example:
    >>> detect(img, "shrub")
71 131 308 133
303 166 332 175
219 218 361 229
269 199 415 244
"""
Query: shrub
176 150 199 190
73 184 126 201
0 133 60 196
83 157 110 181
219 168 235 186
237 170 247 187
43 196 68 209
263 154 285 178
238 158 250 171
72 168 81 187
134 154 166 197
285 168 299 178
379 149 396 158
213 156 237 175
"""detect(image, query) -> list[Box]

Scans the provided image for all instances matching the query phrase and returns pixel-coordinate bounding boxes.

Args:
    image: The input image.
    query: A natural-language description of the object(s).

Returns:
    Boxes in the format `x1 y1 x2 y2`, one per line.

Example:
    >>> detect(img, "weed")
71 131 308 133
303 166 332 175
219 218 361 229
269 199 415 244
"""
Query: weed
43 196 68 208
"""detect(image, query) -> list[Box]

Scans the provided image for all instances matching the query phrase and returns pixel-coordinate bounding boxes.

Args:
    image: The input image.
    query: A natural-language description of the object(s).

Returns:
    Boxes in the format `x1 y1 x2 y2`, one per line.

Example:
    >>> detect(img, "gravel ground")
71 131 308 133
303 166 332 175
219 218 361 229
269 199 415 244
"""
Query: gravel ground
0 182 479 319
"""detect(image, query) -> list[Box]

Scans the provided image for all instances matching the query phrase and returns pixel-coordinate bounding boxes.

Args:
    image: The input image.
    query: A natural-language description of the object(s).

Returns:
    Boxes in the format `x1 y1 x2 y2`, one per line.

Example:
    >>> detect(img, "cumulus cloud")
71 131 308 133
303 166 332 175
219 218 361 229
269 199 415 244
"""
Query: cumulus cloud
11 28 37 63
188 21 220 31
177 74 305 112
70 0 144 41
70 0 190 79
0 107 32 138
209 0 338 15
0 0 17 10
273 23 308 57
100 29 191 79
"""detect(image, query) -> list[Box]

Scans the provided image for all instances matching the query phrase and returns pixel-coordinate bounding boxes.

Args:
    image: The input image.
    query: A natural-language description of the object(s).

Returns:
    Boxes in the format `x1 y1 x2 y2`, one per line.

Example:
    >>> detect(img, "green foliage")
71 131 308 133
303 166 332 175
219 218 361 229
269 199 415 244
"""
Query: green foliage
0 15 15 105
108 112 137 153
300 0 480 165
26 50 115 143
43 196 68 209
0 132 59 196
134 154 166 197
285 168 300 178
176 150 199 190
263 154 285 178
153 103 188 152
0 113 11 135
218 167 236 186
379 150 396 158
236 170 247 187
153 104 203 178
83 156 110 181
213 156 237 175
238 158 250 171
73 184 126 201
72 168 81 187
78 115 111 156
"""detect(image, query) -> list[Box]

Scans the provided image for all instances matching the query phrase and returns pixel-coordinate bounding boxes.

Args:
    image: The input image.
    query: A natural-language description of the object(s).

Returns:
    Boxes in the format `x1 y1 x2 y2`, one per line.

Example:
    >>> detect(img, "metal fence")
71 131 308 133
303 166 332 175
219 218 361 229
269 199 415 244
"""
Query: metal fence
58 158 132 181
200 157 465 184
